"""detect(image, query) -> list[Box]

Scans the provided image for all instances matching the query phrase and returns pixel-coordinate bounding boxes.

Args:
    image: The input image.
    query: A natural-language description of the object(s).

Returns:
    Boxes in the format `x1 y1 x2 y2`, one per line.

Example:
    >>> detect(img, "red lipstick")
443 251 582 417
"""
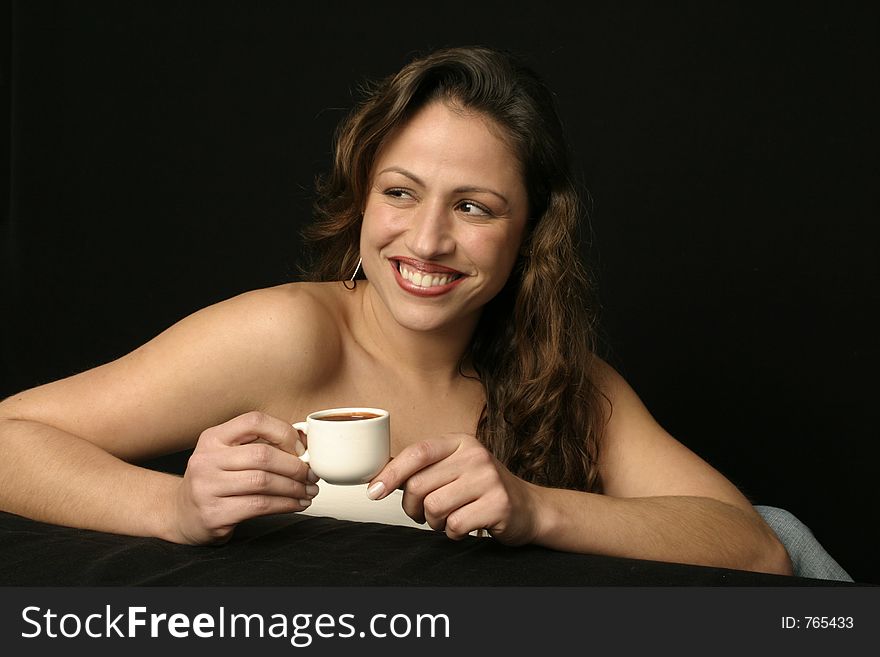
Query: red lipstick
390 257 466 297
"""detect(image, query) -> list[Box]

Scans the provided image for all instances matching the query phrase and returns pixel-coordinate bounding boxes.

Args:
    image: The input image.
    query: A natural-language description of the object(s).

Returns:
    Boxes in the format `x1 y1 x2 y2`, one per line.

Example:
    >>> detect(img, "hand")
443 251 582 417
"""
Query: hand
367 433 540 545
171 411 318 545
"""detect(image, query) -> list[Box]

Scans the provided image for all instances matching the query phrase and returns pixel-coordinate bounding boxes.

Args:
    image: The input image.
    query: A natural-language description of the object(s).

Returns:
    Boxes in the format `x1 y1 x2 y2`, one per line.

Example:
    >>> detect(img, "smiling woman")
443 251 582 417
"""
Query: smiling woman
0 45 793 576
362 102 528 331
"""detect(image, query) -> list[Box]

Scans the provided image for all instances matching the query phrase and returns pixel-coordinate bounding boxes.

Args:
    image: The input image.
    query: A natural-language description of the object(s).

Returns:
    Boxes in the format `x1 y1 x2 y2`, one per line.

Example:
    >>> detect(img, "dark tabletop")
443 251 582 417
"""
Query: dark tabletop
0 511 854 586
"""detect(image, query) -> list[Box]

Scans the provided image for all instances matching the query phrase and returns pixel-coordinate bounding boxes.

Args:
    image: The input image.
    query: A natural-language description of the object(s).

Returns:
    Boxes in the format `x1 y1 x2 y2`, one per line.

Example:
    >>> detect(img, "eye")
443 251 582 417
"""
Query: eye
384 188 414 200
457 201 492 217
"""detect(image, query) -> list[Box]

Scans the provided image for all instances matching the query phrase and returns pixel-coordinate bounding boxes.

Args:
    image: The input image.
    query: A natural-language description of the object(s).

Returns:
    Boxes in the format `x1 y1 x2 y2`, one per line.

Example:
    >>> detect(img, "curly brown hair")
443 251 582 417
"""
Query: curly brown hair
301 45 607 493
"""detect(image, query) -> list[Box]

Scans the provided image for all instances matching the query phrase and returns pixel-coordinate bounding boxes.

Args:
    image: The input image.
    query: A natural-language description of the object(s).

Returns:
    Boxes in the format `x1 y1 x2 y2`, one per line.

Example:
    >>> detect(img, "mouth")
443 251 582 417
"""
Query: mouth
390 257 466 296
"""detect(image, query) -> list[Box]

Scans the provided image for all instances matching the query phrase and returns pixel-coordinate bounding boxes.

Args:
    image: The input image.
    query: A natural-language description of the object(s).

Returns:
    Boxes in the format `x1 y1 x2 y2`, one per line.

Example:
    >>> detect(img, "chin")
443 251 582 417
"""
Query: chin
368 274 487 334
389 308 459 333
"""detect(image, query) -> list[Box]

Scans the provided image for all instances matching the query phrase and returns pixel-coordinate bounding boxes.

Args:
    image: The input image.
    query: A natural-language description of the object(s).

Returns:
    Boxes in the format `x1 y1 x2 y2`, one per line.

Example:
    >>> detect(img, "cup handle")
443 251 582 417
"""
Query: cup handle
292 422 310 463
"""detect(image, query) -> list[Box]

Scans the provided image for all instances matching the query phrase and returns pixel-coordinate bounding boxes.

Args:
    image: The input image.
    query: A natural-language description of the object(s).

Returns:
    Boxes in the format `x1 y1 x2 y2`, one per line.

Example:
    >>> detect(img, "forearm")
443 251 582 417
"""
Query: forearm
0 418 181 541
531 486 792 575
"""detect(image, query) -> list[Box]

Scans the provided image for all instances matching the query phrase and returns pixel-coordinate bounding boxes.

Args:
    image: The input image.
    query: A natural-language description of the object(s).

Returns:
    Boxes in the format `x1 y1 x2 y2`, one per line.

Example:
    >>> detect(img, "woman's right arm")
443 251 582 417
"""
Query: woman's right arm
0 284 331 544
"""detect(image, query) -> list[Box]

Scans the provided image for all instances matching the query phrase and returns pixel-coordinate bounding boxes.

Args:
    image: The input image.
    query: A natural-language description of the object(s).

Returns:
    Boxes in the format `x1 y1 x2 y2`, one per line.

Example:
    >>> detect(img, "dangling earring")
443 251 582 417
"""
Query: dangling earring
344 257 362 290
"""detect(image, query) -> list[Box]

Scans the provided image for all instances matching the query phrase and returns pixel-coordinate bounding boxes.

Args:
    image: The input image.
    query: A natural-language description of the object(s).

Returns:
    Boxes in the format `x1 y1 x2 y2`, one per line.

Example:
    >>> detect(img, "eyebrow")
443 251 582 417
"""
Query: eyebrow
377 166 511 206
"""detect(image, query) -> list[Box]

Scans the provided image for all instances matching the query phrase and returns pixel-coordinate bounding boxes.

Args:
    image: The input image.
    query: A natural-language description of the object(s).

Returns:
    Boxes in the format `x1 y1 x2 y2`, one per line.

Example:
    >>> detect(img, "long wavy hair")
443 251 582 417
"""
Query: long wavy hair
302 46 607 493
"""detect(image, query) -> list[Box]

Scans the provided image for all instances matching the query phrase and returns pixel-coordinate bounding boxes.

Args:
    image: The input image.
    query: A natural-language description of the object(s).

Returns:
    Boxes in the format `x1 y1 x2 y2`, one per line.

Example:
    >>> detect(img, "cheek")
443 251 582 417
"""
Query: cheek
489 220 526 262
361 212 396 249
362 203 409 244
463 228 523 275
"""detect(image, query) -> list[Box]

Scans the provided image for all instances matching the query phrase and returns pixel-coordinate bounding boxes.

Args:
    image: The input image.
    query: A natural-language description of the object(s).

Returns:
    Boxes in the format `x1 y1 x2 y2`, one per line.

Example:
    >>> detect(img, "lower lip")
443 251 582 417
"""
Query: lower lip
391 262 465 297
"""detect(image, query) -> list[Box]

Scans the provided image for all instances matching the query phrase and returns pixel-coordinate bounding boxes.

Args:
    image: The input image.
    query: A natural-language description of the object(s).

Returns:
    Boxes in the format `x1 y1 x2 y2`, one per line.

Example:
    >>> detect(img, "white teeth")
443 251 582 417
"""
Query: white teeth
398 263 458 288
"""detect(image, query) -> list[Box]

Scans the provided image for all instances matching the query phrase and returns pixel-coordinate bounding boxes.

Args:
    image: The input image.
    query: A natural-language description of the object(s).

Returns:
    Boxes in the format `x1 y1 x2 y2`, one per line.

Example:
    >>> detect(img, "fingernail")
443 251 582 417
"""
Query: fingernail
306 469 319 483
294 440 306 457
305 484 319 497
299 498 312 508
366 481 385 500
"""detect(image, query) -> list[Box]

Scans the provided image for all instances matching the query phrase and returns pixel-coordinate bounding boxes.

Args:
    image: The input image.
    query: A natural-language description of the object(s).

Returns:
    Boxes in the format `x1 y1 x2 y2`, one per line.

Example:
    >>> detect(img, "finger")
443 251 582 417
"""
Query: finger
218 495 314 527
214 411 306 456
441 499 494 541
367 436 460 501
400 463 462 524
220 442 315 481
419 499 487 539
212 470 320 500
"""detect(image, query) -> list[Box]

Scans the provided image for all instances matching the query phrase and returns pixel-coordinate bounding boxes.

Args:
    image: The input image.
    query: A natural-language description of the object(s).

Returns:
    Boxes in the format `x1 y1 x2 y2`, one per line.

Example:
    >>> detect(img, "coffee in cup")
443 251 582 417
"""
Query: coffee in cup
292 407 390 485
318 412 382 422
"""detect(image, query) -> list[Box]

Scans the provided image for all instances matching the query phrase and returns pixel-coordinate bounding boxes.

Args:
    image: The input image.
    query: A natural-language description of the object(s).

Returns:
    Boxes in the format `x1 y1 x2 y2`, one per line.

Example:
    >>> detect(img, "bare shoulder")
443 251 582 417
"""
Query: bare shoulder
588 356 637 423
0 282 349 460
590 355 755 510
589 355 681 471
195 281 346 386
211 282 338 340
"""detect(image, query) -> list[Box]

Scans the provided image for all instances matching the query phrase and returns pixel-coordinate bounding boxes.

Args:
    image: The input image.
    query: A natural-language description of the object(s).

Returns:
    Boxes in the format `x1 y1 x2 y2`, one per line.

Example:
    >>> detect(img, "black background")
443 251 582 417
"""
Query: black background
2 2 877 583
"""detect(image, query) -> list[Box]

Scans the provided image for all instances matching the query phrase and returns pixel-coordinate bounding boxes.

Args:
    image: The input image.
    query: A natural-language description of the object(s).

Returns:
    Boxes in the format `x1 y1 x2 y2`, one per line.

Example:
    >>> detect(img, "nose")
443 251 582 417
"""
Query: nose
405 200 455 259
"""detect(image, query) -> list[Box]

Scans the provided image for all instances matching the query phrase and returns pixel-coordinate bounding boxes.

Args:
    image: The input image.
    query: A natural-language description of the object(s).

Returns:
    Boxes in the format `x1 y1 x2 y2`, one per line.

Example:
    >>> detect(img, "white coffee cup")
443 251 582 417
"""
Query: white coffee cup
292 407 390 485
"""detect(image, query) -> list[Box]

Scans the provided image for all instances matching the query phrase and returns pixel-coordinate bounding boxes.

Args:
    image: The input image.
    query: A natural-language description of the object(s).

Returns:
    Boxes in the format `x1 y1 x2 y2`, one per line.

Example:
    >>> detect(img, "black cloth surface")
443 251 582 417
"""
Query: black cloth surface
0 512 852 586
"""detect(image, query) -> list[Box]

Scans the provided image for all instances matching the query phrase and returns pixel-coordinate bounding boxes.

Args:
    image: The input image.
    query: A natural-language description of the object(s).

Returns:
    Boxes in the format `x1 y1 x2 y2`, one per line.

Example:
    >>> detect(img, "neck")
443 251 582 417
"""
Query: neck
357 282 479 383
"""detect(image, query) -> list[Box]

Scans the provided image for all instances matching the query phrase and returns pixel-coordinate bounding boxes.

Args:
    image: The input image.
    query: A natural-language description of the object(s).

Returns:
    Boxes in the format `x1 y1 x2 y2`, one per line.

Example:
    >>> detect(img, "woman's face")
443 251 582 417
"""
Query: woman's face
361 100 529 334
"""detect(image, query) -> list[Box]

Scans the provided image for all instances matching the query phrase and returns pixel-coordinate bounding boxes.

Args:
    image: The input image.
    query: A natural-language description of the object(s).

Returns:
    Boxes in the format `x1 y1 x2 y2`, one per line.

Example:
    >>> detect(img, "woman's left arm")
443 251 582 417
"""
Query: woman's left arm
368 361 792 575
545 359 792 575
